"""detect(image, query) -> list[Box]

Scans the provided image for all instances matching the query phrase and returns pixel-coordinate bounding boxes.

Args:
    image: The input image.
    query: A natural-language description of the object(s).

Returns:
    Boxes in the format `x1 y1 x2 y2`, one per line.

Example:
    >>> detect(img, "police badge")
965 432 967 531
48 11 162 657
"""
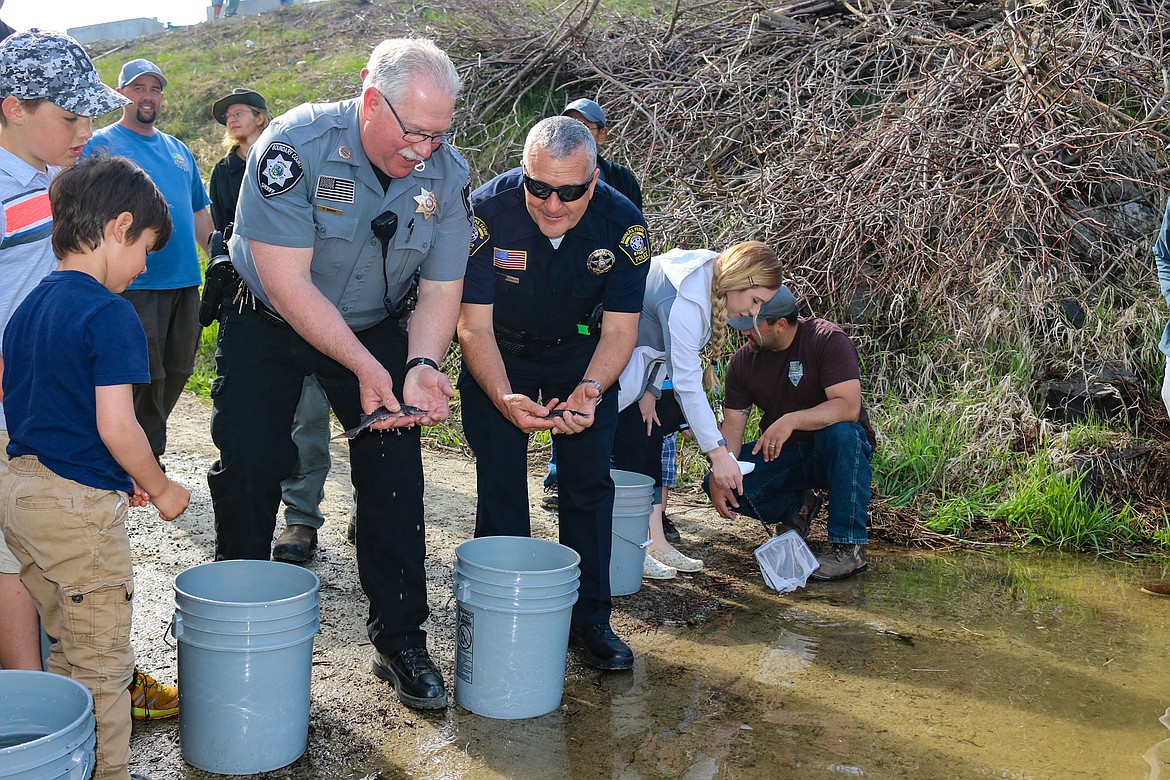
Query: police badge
788 361 804 387
586 248 615 276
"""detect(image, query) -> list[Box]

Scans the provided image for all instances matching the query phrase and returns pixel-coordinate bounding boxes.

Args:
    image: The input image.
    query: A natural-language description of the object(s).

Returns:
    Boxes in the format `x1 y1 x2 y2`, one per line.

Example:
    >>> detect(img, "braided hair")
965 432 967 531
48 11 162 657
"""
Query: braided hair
704 241 784 390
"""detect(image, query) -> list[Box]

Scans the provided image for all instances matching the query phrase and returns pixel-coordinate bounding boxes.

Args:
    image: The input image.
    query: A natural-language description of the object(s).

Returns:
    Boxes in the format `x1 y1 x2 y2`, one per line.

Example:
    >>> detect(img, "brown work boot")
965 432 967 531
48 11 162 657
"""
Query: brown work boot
810 543 867 581
272 524 317 563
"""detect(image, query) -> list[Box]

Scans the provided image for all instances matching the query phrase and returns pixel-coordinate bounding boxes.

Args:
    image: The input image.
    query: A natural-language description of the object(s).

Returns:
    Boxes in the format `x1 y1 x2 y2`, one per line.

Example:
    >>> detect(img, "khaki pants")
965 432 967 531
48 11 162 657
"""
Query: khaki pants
0 456 134 780
0 431 21 574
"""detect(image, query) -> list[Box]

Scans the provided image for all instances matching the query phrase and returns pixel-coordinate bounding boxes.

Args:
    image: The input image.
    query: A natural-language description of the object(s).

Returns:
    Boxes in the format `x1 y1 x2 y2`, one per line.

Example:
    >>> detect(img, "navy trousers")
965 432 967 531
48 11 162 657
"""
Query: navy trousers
459 339 618 627
207 305 429 652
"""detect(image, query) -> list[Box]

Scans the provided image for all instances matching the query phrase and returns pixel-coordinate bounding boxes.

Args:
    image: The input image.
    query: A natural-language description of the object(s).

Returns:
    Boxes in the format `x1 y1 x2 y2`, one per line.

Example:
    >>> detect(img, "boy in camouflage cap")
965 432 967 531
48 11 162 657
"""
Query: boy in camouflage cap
0 29 173 780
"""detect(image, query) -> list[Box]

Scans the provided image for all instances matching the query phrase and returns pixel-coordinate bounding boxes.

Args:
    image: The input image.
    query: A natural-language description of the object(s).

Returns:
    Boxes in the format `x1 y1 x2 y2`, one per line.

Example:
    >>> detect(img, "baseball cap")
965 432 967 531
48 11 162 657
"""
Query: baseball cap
211 88 267 124
0 29 128 117
727 285 798 331
118 58 167 90
563 98 606 127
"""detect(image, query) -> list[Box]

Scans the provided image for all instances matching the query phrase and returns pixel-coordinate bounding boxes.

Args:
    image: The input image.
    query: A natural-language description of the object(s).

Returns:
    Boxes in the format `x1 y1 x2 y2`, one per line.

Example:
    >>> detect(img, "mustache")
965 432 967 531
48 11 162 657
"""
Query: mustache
400 148 424 161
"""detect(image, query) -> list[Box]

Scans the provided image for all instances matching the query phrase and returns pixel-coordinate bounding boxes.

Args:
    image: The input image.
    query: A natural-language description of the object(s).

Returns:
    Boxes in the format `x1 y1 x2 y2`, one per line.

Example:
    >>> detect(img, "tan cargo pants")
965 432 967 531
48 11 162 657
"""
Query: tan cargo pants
0 455 135 780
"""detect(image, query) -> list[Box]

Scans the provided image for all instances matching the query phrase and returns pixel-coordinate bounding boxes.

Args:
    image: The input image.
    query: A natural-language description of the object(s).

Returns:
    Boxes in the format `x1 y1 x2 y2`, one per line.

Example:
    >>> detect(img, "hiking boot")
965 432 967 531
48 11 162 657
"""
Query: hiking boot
541 486 558 512
662 514 681 544
810 543 867 581
569 623 633 671
786 490 823 538
129 668 178 720
371 646 447 710
272 524 316 563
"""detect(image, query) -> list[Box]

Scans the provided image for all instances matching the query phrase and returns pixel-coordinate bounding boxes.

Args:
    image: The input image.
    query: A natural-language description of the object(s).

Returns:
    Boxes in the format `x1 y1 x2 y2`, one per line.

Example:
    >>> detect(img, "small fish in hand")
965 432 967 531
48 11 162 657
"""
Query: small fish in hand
333 405 432 440
547 408 591 418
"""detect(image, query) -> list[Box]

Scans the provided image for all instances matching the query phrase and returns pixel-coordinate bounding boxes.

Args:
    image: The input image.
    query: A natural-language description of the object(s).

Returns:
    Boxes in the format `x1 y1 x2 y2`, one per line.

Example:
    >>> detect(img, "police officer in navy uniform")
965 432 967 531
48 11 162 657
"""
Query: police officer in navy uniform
457 116 651 670
207 38 470 710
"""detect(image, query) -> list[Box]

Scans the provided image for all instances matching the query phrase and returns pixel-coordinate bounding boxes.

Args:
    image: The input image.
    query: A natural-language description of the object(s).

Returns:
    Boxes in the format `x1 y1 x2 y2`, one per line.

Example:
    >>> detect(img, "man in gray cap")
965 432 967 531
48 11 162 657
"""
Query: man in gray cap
703 284 876 581
85 58 214 465
562 97 642 210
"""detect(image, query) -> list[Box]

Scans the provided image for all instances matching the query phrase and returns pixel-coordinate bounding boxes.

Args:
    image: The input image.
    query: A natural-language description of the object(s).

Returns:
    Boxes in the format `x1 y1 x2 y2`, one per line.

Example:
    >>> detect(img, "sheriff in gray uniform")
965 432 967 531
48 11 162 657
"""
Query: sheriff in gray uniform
207 38 469 711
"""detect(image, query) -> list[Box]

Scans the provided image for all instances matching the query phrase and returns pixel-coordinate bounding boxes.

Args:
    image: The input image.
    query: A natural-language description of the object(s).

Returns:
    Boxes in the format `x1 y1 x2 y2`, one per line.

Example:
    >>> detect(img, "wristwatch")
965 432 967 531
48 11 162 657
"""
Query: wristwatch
405 356 439 373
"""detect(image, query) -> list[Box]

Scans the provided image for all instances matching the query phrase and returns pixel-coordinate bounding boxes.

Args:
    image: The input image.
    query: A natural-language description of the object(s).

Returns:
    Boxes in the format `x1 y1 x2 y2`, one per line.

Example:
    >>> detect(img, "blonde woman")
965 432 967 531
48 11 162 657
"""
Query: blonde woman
208 88 269 232
614 241 784 578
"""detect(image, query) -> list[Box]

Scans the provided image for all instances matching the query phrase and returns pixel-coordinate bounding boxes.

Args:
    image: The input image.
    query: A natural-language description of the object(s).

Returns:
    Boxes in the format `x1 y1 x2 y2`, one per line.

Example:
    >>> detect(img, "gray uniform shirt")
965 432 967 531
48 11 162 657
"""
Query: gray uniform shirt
230 97 471 331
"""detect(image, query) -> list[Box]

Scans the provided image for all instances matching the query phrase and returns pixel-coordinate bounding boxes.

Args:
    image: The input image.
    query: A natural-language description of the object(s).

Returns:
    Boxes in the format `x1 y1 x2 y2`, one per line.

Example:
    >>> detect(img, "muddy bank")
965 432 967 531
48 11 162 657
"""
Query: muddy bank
127 394 776 778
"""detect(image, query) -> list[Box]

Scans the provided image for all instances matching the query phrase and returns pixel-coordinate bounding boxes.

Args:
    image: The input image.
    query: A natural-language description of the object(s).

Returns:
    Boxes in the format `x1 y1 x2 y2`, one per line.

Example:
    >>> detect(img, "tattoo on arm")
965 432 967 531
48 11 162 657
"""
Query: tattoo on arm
725 407 751 417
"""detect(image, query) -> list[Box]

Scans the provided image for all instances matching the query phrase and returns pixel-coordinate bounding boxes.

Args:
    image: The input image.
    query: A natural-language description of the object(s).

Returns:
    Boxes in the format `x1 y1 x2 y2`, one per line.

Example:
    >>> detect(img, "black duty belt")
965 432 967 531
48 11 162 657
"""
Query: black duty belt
494 324 594 355
236 284 289 327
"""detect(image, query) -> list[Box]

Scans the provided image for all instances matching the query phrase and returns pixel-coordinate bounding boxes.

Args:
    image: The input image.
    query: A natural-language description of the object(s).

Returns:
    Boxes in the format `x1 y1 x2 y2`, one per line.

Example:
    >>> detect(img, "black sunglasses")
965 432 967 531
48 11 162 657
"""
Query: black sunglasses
522 171 596 203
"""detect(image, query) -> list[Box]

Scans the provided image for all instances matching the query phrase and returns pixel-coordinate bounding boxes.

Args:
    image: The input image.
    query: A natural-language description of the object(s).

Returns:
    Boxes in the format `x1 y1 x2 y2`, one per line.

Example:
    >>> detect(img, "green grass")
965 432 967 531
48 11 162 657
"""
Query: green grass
871 396 972 507
993 458 1138 549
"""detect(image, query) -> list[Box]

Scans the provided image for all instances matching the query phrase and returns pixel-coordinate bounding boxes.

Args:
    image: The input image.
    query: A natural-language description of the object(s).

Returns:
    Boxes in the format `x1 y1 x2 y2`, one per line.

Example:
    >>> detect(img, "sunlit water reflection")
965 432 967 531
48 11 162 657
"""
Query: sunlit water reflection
328 549 1170 778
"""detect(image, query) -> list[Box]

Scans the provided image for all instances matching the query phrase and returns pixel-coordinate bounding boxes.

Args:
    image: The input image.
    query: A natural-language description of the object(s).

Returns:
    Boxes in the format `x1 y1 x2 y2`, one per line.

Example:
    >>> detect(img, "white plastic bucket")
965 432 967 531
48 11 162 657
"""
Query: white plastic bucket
453 536 580 719
0 670 94 780
173 560 320 774
608 470 654 597
609 509 651 596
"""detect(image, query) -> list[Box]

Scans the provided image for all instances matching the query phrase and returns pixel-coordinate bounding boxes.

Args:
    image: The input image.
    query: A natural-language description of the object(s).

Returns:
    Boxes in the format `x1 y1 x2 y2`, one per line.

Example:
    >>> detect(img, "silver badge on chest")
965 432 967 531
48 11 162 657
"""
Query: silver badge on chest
586 248 615 276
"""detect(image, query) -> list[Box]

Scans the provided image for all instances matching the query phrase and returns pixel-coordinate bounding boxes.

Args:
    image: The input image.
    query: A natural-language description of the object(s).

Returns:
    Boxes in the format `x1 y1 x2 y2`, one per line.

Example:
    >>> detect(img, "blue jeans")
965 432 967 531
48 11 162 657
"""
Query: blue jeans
705 422 872 545
281 376 331 529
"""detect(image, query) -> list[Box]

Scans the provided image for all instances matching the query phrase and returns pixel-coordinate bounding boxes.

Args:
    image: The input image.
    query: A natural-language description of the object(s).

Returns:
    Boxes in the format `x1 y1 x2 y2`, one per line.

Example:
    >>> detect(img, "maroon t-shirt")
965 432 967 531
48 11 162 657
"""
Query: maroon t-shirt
724 317 876 447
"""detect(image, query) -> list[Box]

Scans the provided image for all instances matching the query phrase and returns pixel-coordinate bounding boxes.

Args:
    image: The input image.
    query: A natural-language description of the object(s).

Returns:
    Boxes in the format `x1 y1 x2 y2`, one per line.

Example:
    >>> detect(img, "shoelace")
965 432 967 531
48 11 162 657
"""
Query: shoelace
397 647 436 677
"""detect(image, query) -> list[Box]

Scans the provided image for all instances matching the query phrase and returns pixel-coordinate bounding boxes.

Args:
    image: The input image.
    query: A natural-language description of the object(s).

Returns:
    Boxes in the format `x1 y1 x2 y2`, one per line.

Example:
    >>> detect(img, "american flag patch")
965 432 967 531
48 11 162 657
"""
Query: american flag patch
493 248 527 270
314 175 356 204
1 189 51 249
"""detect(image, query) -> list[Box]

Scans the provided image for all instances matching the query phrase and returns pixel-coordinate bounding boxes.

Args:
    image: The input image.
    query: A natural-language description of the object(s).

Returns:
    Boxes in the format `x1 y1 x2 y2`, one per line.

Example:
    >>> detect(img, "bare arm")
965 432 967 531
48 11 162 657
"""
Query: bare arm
708 406 751 519
753 379 861 460
95 384 189 520
549 309 639 436
252 239 410 429
457 301 555 432
193 208 214 255
400 277 462 424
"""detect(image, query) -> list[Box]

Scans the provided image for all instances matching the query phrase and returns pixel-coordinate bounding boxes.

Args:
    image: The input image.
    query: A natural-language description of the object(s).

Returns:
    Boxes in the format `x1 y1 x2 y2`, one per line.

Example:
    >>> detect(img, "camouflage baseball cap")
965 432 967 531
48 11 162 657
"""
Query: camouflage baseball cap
0 29 128 117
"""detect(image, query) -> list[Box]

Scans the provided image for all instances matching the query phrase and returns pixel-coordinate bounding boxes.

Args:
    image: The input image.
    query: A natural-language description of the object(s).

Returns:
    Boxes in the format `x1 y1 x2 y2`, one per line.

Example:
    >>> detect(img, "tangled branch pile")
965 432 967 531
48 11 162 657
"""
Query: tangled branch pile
454 0 1170 399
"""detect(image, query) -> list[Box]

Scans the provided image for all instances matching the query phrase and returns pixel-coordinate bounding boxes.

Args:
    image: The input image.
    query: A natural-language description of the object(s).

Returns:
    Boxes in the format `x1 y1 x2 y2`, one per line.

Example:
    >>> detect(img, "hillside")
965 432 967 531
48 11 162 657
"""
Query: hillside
84 0 1170 550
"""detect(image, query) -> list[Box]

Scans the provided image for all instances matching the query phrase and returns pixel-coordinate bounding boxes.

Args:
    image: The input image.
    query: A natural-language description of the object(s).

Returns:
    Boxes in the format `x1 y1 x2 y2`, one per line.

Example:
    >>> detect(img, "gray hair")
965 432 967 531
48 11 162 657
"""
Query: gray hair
522 116 597 171
365 38 461 102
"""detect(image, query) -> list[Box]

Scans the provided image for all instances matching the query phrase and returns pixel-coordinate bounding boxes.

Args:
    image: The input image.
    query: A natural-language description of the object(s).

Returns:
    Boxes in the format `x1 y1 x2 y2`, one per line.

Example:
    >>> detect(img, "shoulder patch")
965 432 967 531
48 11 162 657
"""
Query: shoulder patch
618 224 651 266
257 141 304 199
470 216 489 256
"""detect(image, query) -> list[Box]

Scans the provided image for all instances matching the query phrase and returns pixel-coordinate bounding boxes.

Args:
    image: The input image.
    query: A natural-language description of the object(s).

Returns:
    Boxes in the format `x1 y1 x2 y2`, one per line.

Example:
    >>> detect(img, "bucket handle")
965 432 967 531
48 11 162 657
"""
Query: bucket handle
68 748 93 780
171 612 184 641
612 528 652 549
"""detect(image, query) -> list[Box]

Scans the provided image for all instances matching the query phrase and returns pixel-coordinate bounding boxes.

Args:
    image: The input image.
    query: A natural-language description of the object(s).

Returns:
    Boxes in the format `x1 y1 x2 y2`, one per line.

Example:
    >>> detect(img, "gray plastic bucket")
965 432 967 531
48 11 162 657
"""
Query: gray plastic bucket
454 536 579 719
0 670 94 780
173 560 320 775
609 508 651 596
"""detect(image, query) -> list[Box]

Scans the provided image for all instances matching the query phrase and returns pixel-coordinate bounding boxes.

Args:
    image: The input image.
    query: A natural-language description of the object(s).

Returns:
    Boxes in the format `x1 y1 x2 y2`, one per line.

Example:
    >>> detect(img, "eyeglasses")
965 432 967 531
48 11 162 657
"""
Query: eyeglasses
378 90 453 145
522 172 596 203
224 109 257 121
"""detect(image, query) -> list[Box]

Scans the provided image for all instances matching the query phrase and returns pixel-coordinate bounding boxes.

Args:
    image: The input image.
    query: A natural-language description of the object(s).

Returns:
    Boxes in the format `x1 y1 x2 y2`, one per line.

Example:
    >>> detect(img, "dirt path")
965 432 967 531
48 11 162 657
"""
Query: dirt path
127 394 771 777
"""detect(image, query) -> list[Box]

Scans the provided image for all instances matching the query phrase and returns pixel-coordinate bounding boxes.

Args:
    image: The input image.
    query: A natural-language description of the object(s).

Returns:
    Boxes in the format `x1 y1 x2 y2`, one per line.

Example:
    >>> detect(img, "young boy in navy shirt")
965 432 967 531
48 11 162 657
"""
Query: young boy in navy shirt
0 154 189 780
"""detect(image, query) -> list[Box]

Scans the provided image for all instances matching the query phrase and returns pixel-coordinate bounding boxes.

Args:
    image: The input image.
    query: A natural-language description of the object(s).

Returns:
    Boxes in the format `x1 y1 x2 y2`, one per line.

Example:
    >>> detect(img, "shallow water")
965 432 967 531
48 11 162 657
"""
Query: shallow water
314 548 1170 780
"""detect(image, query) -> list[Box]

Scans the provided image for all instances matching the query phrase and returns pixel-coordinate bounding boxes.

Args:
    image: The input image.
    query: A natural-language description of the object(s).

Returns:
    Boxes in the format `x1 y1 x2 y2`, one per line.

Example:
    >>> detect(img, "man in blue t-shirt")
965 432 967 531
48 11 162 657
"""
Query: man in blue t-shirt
84 58 213 462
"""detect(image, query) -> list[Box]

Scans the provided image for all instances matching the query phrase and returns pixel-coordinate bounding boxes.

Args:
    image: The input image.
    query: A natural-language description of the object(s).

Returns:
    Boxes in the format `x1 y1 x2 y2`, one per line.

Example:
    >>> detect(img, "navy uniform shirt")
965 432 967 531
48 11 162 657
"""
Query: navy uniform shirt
230 97 471 331
464 168 650 341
